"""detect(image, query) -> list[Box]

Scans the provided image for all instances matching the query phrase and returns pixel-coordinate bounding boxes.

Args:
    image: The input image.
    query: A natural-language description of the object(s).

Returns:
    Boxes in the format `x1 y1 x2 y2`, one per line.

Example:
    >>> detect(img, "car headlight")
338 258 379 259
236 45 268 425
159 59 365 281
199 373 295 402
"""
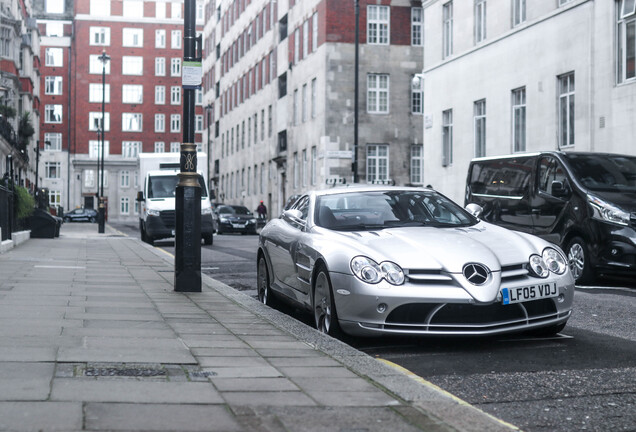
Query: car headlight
201 207 212 215
350 256 404 285
219 217 229 223
147 209 160 216
528 254 549 278
249 218 257 224
588 194 630 226
542 247 567 275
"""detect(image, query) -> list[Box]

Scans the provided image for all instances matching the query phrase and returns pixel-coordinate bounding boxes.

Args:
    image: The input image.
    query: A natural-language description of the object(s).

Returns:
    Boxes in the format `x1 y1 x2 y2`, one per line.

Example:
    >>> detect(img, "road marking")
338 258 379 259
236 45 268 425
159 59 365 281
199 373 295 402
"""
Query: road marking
34 265 85 269
377 358 520 431
202 267 219 270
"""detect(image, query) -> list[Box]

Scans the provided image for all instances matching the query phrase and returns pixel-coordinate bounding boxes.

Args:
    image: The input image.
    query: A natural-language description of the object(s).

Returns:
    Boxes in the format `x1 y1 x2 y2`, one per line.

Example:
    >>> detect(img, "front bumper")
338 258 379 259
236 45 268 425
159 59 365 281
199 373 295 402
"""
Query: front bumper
589 221 636 277
145 213 215 240
329 272 574 337
218 220 257 233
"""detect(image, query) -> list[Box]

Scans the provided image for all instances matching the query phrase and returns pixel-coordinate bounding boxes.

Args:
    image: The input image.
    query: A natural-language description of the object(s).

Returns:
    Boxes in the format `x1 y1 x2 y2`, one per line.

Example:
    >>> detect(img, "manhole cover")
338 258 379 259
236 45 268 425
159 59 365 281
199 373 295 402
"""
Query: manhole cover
189 370 217 379
84 367 167 377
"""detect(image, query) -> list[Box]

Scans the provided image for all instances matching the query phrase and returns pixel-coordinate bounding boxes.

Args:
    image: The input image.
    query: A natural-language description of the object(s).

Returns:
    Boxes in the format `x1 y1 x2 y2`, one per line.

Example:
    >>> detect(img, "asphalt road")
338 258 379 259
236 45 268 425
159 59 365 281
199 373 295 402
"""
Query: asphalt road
110 222 636 432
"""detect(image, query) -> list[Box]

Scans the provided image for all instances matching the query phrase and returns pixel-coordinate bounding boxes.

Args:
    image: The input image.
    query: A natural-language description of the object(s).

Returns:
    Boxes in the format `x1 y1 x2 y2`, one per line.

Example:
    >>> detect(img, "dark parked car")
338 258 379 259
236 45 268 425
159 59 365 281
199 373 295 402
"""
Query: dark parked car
215 205 258 234
64 208 98 223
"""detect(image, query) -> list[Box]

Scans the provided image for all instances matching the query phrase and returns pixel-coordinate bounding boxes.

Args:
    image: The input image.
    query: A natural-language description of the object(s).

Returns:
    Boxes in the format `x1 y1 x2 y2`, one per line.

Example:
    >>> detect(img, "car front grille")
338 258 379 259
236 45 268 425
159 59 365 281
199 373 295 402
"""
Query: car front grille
160 210 176 228
406 263 529 285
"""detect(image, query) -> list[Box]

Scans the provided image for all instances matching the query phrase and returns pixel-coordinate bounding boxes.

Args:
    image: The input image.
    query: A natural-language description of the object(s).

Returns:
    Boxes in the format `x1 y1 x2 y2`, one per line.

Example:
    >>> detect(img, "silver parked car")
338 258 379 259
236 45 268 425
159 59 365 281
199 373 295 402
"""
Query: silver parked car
257 186 575 337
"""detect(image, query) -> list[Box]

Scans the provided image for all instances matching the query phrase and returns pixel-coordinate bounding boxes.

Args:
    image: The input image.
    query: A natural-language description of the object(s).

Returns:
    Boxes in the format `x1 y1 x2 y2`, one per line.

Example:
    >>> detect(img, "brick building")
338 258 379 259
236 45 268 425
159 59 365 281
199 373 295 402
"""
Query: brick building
203 0 424 215
36 0 204 221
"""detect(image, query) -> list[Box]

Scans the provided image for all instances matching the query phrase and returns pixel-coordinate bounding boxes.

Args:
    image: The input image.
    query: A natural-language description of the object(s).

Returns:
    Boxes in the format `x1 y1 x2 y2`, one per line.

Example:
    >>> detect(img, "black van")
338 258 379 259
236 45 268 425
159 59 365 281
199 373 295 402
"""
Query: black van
465 151 636 284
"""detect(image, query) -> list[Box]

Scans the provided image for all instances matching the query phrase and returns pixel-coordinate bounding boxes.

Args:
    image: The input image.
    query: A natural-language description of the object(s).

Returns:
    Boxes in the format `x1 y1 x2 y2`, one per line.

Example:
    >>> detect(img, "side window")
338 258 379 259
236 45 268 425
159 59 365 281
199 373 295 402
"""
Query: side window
538 157 567 196
470 157 532 197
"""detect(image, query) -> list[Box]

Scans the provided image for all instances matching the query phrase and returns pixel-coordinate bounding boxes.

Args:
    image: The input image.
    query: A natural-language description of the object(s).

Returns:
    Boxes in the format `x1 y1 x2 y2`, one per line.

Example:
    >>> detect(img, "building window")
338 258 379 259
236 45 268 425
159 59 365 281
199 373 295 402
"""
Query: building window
474 0 486 44
123 0 143 18
303 20 309 58
84 169 95 188
170 86 181 104
411 76 422 114
367 74 389 114
311 78 317 118
311 146 317 185
120 197 130 215
512 0 526 27
171 30 182 49
45 48 63 66
46 0 65 13
89 55 111 74
90 0 110 17
512 87 526 152
412 8 423 46
367 5 390 45
122 28 143 47
155 114 165 132
88 84 110 103
46 22 64 37
155 29 166 48
367 144 389 183
155 57 166 76
410 145 423 184
170 142 180 153
90 27 110 46
261 109 265 140
442 109 453 166
45 76 63 95
293 89 298 125
122 56 143 75
302 149 308 187
122 142 141 158
268 105 273 137
196 89 203 105
154 142 165 152
155 86 165 104
45 105 63 123
170 114 181 132
171 2 182 19
156 1 166 19
302 84 308 122
443 2 453 58
474 100 486 157
89 112 110 131
196 115 203 132
122 113 143 132
89 140 110 159
48 190 62 208
293 152 299 188
44 133 62 151
617 0 636 83
171 58 181 76
558 72 575 148
45 162 61 179
120 170 130 187
122 84 143 104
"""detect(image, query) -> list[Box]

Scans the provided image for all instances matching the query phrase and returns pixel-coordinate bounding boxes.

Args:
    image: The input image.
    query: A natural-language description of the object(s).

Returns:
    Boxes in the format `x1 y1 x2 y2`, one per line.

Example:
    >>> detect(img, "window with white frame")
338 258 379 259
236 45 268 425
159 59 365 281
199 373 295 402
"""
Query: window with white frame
120 197 130 214
294 28 300 64
121 85 142 104
155 114 165 132
170 114 181 132
155 29 166 48
122 56 143 75
311 78 317 118
46 0 64 13
170 142 180 153
122 113 143 132
89 55 110 74
84 169 95 187
89 140 110 159
120 170 130 187
196 89 203 105
45 48 63 66
170 86 181 104
367 74 389 114
410 145 423 184
617 0 636 83
512 87 526 152
558 72 575 148
367 5 390 45
45 105 63 123
123 28 143 47
154 141 165 152
293 152 299 188
171 2 181 18
90 27 110 46
89 112 110 131
367 144 389 183
171 30 182 49
89 83 110 103
303 20 309 57
411 76 422 114
512 0 526 27
302 149 308 187
412 8 422 46
45 76 63 95
197 2 204 22
195 115 203 132
312 12 318 51
443 2 453 58
44 133 62 151
293 89 298 125
90 0 110 16
261 109 265 140
311 146 317 185
45 162 61 179
302 84 307 122
171 58 181 76
475 0 486 44
48 190 62 207
123 0 143 18
442 109 453 166
474 99 486 157
156 1 166 19
122 142 141 158
155 57 166 76
46 22 64 37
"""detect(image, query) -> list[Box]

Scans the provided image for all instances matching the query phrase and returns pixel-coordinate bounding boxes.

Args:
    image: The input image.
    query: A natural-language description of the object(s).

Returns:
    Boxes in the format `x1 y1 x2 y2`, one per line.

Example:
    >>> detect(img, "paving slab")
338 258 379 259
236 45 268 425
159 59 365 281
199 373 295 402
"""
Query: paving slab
0 402 83 431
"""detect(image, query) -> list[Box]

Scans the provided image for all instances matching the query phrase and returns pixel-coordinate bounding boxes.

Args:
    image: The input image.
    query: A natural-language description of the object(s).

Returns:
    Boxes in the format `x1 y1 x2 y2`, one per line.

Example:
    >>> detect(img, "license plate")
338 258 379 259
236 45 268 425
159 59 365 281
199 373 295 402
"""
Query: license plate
501 282 557 305
232 223 245 228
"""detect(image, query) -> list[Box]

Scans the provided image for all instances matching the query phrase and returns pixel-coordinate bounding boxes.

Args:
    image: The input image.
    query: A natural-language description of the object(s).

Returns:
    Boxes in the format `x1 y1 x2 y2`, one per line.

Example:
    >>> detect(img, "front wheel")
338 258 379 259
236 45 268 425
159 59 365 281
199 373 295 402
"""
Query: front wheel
313 267 343 338
566 236 594 285
203 234 213 245
257 256 276 306
89 217 96 223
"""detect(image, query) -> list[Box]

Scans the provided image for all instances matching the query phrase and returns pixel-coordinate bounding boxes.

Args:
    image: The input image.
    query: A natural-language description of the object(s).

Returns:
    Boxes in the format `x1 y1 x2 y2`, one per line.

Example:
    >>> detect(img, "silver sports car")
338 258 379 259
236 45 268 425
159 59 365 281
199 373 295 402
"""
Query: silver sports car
257 186 574 337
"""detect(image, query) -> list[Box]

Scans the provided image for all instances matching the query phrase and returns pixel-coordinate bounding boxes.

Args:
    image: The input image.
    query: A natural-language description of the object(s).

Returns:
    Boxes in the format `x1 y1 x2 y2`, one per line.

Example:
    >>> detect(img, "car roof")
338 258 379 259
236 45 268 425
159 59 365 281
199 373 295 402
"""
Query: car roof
309 185 433 198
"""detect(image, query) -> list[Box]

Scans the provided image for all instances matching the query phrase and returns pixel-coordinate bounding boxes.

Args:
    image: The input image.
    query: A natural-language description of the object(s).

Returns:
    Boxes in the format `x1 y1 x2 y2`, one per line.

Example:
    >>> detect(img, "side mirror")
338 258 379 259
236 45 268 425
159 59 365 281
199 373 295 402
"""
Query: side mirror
551 180 569 198
465 203 484 219
283 209 303 221
136 191 144 202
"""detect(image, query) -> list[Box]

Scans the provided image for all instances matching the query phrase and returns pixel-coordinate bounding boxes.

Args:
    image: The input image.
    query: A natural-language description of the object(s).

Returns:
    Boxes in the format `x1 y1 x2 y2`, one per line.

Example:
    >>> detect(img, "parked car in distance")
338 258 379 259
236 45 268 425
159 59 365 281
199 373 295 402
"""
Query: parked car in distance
63 208 98 223
465 151 636 284
215 205 258 234
257 186 574 338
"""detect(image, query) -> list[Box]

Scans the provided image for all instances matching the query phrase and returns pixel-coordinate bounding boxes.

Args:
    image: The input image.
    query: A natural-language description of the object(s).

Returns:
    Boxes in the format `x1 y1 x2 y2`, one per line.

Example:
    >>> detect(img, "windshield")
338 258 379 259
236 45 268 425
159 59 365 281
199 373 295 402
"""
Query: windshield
315 190 477 231
148 174 208 198
218 205 251 215
563 154 636 192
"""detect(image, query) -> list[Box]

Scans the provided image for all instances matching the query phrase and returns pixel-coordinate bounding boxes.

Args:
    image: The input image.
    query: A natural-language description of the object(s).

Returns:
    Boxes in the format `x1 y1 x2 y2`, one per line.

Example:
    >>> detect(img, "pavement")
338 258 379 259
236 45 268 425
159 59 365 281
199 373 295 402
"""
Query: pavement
0 222 518 432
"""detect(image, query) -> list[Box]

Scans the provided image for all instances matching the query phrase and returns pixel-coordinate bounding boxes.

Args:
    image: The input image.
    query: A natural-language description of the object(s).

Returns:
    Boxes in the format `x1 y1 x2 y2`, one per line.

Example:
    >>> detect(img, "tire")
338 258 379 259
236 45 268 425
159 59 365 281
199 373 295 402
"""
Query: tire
63 217 70 223
566 236 594 285
203 234 213 245
89 217 96 223
313 266 343 338
140 224 147 242
257 255 276 306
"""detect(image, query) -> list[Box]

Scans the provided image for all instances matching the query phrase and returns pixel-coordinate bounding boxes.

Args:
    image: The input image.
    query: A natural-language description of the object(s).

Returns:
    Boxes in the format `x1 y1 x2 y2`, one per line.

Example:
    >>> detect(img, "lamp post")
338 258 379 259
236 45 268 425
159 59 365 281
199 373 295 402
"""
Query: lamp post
97 50 110 234
353 0 360 184
34 140 51 208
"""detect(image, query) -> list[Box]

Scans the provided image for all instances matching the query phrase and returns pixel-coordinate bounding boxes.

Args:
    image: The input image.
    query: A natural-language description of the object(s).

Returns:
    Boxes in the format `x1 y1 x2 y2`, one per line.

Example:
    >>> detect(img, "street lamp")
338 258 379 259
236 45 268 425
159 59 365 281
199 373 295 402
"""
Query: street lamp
353 0 360 184
97 50 110 234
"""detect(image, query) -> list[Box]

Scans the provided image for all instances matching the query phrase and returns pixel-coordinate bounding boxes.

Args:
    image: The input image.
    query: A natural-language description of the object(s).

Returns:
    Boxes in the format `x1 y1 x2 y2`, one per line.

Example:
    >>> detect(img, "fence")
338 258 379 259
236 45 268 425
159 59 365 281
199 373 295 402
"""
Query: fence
0 184 14 241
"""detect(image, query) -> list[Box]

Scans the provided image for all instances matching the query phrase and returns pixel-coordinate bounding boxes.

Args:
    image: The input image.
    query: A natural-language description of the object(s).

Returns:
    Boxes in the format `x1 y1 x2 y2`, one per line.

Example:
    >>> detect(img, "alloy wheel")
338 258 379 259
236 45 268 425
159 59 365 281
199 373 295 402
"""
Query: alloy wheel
313 271 332 334
257 257 269 304
568 243 584 280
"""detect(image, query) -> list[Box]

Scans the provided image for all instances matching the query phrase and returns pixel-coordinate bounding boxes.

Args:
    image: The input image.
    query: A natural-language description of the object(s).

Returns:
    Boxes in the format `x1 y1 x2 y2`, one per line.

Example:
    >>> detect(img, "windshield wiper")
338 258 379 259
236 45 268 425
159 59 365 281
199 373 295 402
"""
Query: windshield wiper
332 223 389 231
